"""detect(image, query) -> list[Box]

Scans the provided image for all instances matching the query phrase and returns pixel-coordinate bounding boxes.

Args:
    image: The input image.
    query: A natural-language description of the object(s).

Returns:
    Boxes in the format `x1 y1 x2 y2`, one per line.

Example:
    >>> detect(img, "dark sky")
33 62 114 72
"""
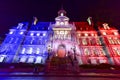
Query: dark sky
0 0 120 35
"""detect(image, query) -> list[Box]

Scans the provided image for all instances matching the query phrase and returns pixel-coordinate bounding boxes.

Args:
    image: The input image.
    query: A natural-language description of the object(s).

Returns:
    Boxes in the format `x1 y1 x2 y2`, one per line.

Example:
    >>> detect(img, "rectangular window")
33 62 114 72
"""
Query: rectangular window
82 39 87 45
0 56 5 62
99 59 107 64
40 33 43 36
21 48 25 54
19 56 27 63
27 57 34 63
84 48 90 56
14 38 19 43
9 38 14 44
91 59 97 64
35 57 42 63
96 38 101 45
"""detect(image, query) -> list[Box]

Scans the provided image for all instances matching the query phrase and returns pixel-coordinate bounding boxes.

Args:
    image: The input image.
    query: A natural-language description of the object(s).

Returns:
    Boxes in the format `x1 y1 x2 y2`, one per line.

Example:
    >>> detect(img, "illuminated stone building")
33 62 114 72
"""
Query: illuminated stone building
0 9 120 65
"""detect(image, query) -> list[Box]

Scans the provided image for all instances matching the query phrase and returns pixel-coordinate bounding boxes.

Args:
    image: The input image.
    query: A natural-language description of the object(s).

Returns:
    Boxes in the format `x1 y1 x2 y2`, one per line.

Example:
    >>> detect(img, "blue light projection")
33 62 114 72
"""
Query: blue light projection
15 22 50 64
0 22 50 64
0 22 29 63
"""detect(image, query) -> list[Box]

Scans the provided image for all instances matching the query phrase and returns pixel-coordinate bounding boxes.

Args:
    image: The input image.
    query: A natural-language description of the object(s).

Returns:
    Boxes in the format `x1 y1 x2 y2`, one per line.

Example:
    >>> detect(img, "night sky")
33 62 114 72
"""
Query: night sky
0 0 120 35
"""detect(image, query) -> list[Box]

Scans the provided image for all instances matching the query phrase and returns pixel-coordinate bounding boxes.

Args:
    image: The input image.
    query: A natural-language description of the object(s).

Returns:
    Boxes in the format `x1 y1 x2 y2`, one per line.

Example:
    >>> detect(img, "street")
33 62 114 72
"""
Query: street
0 77 119 80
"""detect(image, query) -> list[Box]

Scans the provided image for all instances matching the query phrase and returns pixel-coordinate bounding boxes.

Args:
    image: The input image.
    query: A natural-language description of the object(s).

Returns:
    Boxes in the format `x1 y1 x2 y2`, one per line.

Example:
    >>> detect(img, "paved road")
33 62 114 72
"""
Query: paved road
0 77 119 80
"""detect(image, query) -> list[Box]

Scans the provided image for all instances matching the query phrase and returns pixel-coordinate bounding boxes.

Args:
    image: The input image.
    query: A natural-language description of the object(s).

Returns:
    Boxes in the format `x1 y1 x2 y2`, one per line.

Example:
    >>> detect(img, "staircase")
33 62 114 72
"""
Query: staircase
47 56 76 73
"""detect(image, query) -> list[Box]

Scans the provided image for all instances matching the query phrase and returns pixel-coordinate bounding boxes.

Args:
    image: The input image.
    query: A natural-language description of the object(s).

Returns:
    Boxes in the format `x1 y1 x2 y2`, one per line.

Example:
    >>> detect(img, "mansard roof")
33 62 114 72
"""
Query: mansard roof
30 22 50 31
74 22 95 31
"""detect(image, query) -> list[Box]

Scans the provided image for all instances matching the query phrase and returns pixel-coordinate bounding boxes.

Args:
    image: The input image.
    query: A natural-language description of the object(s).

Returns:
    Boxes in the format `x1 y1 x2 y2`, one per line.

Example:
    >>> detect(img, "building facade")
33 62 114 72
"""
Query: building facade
0 9 120 65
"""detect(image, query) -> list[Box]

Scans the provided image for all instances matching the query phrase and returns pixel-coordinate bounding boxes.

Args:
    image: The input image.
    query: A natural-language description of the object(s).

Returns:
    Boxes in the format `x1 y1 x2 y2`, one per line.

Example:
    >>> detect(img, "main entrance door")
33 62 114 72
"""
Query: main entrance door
57 44 66 58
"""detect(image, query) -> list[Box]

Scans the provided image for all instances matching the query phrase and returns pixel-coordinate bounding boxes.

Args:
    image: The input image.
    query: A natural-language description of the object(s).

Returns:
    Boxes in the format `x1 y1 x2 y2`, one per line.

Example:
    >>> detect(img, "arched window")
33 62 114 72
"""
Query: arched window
84 48 90 56
82 38 87 45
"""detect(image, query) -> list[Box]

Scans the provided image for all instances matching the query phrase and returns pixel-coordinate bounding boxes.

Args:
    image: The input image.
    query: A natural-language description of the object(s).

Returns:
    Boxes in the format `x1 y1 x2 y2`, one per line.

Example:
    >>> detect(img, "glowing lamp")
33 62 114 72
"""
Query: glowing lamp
85 33 88 36
43 33 46 36
61 13 64 16
20 32 24 35
114 32 118 35
9 31 13 34
30 33 34 36
91 34 94 36
103 32 106 35
37 33 40 36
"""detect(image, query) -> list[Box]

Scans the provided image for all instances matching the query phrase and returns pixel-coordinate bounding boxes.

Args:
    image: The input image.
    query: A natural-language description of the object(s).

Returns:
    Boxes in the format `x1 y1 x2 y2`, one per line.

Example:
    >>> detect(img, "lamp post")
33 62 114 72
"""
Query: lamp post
73 46 77 61
47 45 51 60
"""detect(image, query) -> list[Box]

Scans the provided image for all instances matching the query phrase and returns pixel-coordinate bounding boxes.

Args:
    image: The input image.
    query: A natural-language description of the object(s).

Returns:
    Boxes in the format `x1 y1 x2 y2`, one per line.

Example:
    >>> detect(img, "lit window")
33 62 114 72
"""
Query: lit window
78 34 81 36
28 48 33 54
20 32 24 35
91 59 97 64
27 56 34 63
65 21 68 25
98 49 106 56
60 22 64 25
20 56 27 63
21 48 25 54
93 49 97 55
99 59 107 64
85 33 88 36
30 33 34 36
117 39 120 44
84 48 89 56
35 57 42 63
36 48 40 54
56 31 59 34
9 31 13 34
82 39 87 45
108 38 114 44
103 32 106 35
96 39 101 45
60 31 64 34
113 47 120 55
56 21 60 25
37 33 40 36
64 31 68 34
0 55 6 62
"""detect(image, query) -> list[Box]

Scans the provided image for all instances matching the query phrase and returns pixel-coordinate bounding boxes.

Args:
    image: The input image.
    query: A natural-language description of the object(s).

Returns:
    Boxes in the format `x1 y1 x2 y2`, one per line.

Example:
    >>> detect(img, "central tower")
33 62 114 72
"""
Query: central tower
49 9 80 58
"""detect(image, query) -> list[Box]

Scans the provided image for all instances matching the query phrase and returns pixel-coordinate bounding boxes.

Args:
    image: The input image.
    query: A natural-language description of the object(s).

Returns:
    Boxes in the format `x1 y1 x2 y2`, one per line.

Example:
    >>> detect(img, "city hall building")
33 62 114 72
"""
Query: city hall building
0 9 120 65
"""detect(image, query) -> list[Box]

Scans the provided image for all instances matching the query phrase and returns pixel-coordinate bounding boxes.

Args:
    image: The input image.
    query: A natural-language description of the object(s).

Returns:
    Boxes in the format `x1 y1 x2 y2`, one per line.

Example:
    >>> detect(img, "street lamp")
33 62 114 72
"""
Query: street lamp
47 45 51 60
73 46 77 60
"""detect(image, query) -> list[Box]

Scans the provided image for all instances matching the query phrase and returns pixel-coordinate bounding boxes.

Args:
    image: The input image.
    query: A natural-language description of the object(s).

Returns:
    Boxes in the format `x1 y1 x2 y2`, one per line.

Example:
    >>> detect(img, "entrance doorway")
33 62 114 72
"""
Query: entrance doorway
57 44 66 58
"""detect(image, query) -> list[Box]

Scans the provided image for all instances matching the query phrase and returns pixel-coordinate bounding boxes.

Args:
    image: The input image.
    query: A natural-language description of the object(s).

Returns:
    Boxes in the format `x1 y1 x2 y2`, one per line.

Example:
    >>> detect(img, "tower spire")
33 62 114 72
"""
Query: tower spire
58 5 66 16
61 4 63 10
32 16 38 25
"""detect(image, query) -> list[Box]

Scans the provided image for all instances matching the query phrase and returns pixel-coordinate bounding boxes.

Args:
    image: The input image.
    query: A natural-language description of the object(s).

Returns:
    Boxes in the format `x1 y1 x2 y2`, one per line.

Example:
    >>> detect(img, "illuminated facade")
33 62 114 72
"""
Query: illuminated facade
0 9 120 65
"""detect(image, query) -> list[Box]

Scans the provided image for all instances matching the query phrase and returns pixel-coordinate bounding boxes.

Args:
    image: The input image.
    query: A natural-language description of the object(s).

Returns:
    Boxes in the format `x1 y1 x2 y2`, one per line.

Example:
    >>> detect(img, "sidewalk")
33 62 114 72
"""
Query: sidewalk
0 72 120 78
